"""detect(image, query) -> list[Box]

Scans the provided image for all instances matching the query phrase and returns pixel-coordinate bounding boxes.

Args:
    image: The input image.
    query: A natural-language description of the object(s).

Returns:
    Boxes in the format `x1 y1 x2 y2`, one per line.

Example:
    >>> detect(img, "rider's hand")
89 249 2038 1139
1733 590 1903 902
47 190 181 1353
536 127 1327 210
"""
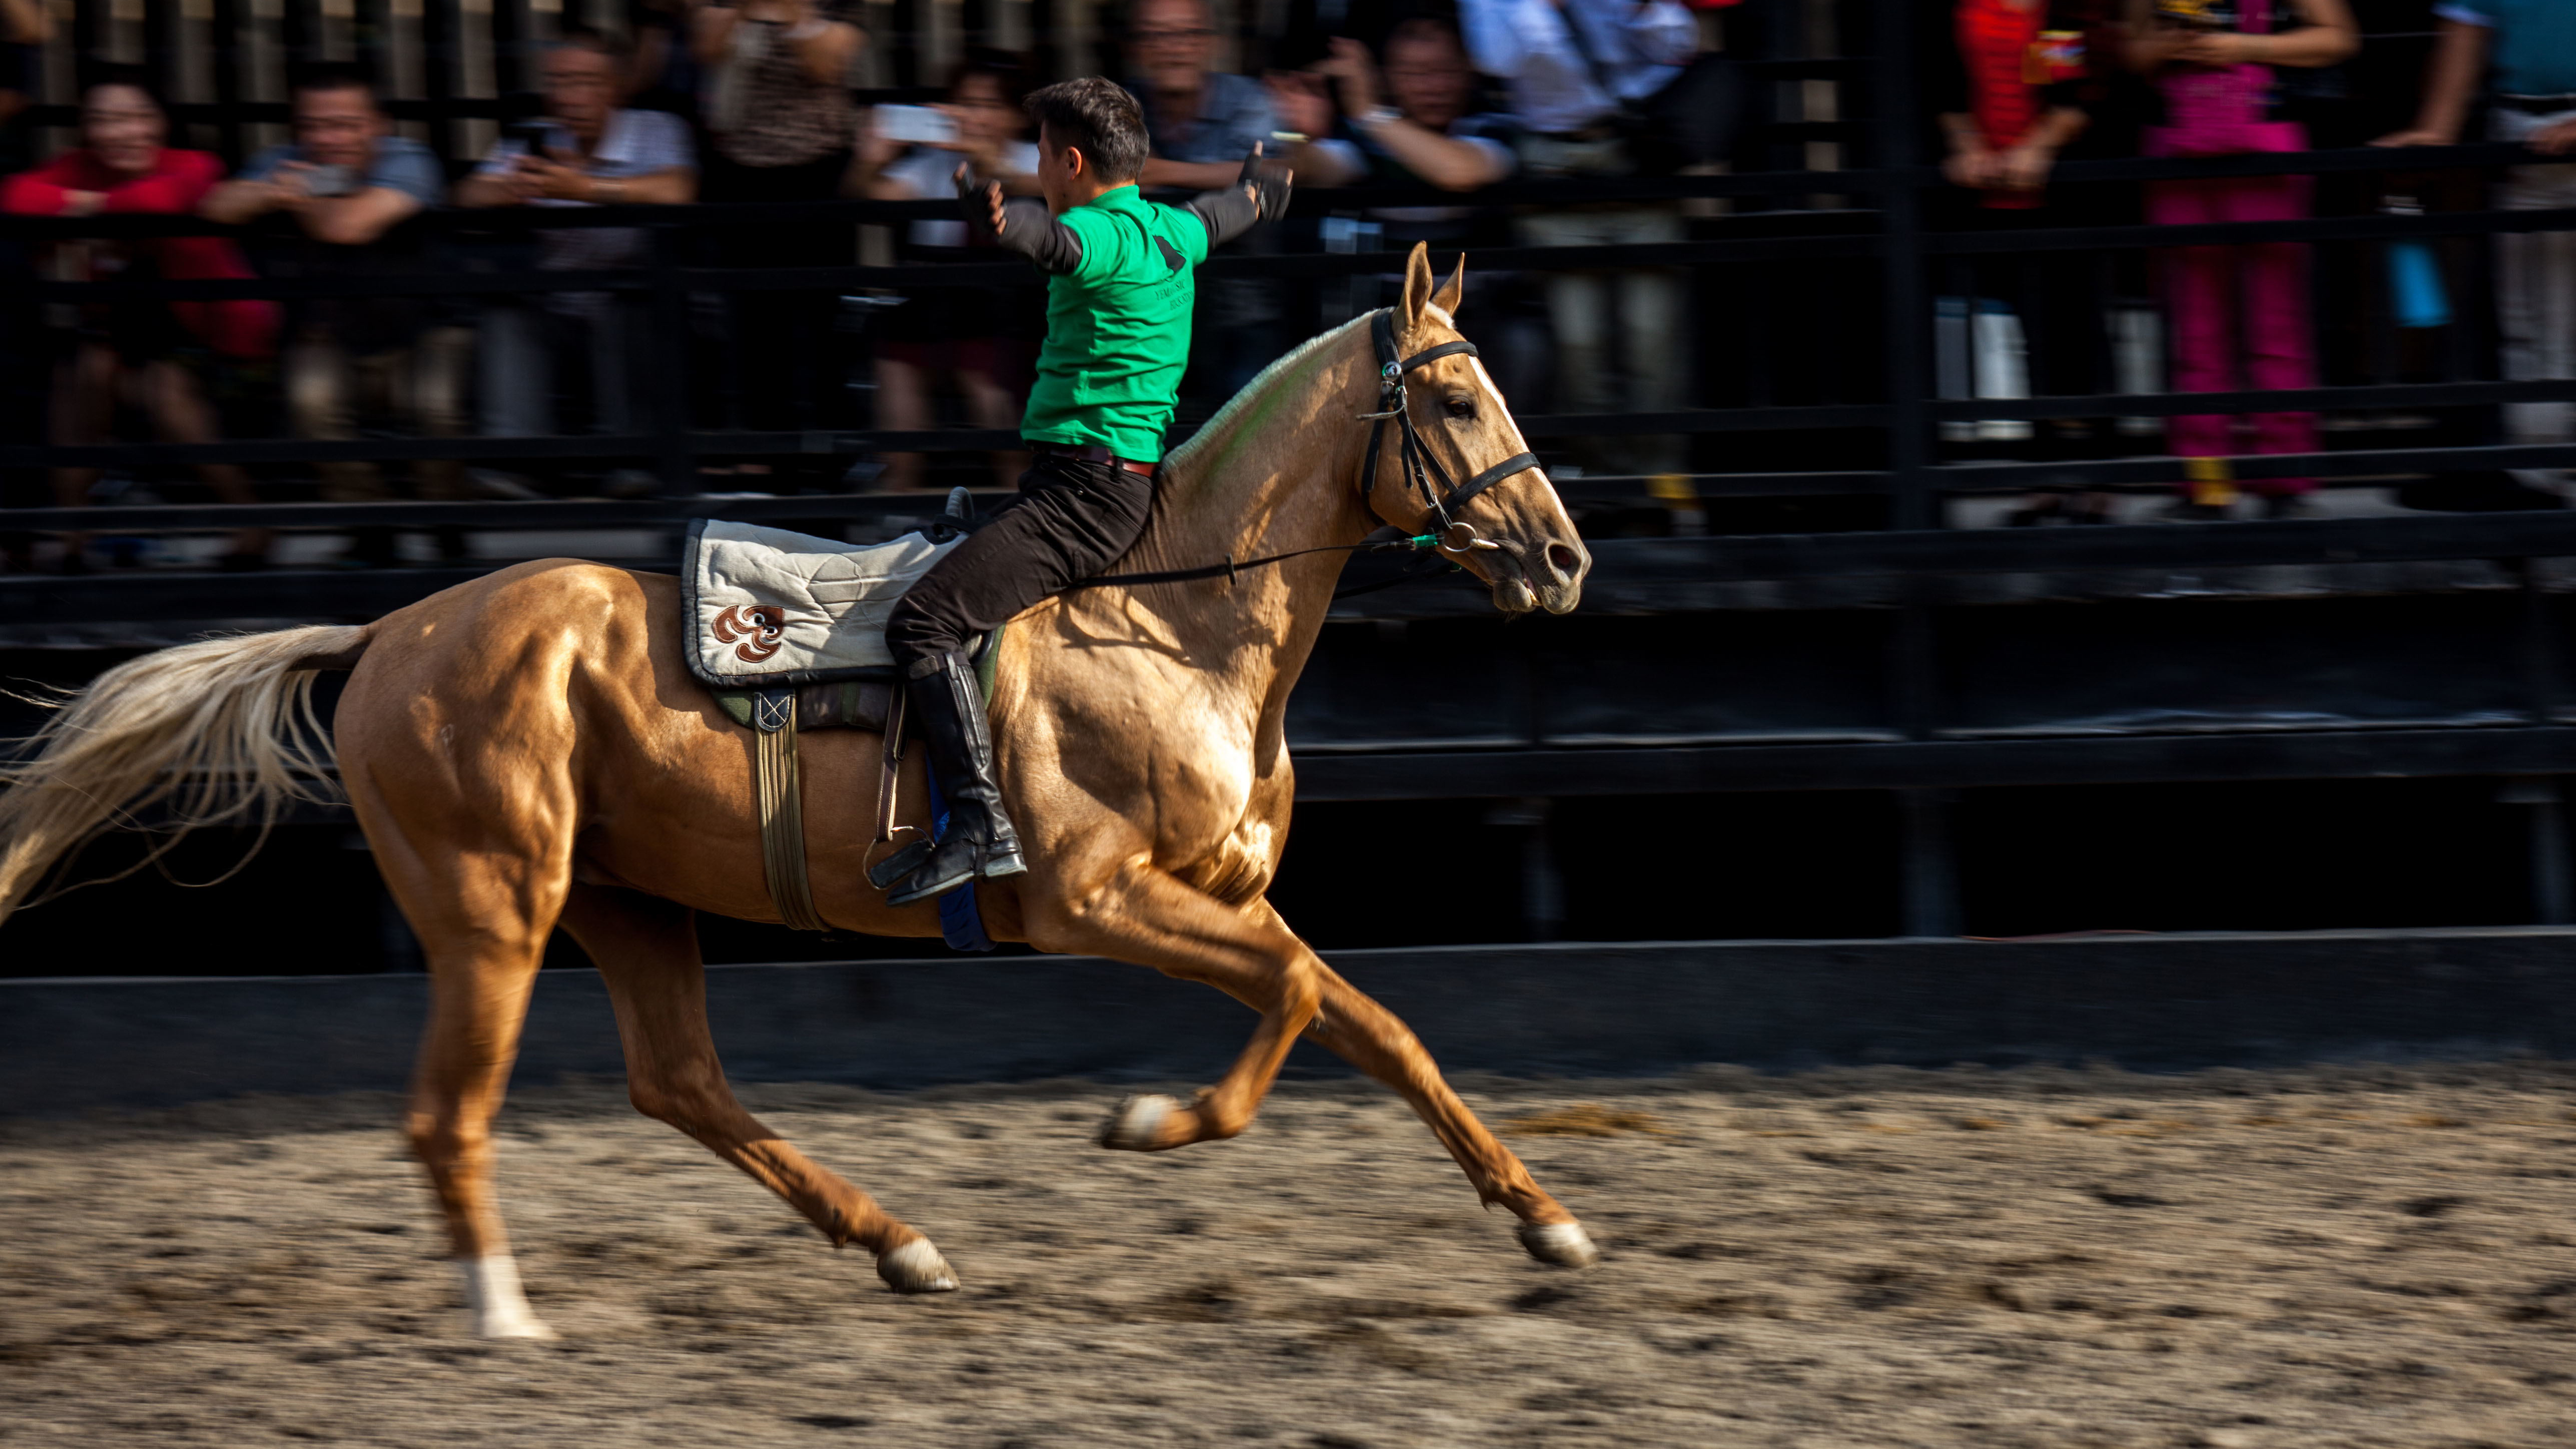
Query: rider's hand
1238 140 1294 221
956 166 1006 234
2372 126 2457 148
2534 118 2576 156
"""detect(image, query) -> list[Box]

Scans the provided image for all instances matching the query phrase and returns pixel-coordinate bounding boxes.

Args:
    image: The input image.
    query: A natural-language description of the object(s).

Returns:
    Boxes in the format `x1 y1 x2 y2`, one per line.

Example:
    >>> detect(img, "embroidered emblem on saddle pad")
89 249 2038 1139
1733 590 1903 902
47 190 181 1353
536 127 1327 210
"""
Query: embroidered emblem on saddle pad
682 518 962 689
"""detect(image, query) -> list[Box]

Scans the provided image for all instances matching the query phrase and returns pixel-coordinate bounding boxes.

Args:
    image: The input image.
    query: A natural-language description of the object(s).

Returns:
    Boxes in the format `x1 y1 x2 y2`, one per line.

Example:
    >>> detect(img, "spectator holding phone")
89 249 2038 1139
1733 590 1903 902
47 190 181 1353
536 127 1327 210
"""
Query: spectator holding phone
202 64 469 559
2377 2 2576 502
3 68 276 571
1291 27 1519 198
457 28 697 495
849 51 1042 492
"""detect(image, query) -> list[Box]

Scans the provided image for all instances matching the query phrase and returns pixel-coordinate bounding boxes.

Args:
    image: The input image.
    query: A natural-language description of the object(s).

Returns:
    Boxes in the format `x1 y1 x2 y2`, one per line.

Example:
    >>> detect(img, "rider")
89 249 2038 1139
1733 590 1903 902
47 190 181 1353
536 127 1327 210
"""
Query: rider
878 76 1291 907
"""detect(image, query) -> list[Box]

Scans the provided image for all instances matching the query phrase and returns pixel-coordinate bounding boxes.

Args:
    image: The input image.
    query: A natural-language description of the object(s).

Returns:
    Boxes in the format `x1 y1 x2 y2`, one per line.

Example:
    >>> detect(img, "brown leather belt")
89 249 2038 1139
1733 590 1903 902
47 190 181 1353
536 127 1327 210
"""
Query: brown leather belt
1031 441 1157 477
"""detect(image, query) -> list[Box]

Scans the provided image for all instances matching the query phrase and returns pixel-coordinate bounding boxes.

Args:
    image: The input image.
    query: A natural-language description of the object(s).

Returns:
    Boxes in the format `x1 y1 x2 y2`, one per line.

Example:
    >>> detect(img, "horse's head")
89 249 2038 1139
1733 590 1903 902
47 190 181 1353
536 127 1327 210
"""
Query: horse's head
1358 243 1590 616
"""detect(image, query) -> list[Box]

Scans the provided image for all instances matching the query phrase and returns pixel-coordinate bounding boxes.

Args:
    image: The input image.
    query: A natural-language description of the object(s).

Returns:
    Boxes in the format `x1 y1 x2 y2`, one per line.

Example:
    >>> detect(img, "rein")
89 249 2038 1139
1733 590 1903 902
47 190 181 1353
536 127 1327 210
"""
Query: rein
1061 308 1544 596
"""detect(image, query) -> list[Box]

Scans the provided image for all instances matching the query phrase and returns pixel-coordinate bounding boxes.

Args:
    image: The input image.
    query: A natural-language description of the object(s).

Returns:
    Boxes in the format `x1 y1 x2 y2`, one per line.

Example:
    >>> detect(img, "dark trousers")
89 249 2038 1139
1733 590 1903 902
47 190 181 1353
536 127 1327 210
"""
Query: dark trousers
885 451 1156 669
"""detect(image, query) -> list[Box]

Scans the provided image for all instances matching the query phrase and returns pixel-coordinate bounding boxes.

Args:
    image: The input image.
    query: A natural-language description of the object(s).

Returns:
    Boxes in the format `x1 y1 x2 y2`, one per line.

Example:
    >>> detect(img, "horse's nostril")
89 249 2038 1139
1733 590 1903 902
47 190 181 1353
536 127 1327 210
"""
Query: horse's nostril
1545 543 1581 579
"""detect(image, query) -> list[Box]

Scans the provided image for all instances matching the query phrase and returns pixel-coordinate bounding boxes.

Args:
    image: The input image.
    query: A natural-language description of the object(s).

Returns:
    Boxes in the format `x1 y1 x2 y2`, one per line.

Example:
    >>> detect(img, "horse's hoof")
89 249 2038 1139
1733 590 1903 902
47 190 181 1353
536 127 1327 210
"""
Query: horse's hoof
478 1313 559 1340
1099 1093 1181 1151
876 1238 960 1294
1519 1220 1600 1268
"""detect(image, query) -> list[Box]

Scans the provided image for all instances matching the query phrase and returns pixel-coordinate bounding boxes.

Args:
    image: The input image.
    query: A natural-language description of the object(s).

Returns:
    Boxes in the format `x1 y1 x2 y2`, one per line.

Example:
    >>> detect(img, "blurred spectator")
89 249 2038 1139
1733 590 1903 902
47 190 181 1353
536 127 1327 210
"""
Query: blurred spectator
202 65 469 562
1126 0 1278 190
1125 0 1290 401
695 0 865 459
627 0 710 127
1291 25 1523 338
1934 0 2110 523
457 29 697 498
3 69 277 572
848 51 1041 492
2126 0 2354 521
0 0 49 173
1297 28 1518 196
1460 0 1697 477
2378 4 2576 502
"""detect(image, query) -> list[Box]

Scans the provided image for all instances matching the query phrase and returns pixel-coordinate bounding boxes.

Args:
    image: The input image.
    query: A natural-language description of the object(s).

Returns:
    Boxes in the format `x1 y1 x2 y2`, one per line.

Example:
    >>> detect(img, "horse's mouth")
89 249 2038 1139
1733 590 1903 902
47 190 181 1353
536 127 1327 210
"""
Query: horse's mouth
1480 539 1586 616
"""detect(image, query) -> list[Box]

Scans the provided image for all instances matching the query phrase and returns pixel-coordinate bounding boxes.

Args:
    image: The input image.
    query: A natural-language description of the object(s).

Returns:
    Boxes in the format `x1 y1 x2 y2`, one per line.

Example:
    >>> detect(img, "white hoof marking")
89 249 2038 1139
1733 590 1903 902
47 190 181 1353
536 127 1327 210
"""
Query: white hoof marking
1099 1093 1180 1151
1518 1221 1600 1268
458 1254 558 1339
877 1238 961 1294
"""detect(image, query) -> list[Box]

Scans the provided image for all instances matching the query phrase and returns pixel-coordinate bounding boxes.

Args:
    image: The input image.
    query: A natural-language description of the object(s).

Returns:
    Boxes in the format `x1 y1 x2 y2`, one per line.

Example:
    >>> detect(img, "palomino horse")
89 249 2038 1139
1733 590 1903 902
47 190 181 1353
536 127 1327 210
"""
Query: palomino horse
0 245 1595 1337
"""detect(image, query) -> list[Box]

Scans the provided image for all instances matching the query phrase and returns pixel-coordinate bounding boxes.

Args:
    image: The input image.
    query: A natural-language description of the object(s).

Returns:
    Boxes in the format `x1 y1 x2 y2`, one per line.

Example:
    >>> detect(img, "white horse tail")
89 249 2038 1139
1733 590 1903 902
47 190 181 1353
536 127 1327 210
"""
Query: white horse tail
0 623 372 924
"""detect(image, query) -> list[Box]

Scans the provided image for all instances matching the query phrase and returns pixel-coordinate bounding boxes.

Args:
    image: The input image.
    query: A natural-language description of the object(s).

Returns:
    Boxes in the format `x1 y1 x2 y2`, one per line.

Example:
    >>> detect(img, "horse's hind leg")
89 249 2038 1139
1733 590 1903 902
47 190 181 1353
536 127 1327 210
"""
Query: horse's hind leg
556 885 960 1293
393 854 568 1339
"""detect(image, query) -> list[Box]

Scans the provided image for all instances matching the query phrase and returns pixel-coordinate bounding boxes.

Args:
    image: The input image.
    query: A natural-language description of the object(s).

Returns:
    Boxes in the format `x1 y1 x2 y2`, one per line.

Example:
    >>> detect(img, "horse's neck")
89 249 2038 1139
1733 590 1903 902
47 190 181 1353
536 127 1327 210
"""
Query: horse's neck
1116 331 1375 666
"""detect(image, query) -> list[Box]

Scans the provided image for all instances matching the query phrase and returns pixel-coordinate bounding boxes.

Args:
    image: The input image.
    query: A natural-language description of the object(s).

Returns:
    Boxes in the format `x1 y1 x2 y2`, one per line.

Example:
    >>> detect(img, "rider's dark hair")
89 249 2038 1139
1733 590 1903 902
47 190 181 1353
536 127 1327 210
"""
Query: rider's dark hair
1025 77 1148 184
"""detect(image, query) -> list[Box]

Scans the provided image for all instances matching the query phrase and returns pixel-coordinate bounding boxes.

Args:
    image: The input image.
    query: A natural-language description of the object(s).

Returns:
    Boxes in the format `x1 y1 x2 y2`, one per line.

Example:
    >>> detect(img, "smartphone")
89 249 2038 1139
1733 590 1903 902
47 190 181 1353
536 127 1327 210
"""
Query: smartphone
875 104 958 146
301 163 358 198
503 118 555 153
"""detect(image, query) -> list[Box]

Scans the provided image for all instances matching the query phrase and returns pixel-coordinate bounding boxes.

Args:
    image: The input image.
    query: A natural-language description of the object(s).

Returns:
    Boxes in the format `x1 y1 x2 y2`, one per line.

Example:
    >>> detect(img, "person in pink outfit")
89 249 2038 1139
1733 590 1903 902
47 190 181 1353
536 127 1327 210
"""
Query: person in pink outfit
2126 0 2354 519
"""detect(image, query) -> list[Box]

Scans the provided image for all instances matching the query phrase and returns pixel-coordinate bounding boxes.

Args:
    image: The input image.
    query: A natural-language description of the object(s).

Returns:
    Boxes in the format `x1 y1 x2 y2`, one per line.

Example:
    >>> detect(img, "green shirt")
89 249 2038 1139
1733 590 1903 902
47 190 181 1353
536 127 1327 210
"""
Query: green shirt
1021 186 1210 463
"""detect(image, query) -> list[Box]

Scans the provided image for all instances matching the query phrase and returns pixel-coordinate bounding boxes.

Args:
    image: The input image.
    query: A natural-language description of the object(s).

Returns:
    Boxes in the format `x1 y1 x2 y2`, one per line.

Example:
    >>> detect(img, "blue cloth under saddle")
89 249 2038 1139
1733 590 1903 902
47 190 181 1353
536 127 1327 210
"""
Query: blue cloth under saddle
919 767 997 953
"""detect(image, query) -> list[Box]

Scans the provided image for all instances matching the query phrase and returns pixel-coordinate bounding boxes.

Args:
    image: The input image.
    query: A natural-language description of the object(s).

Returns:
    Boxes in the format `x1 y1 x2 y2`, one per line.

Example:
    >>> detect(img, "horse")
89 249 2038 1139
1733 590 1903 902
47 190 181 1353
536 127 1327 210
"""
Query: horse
0 244 1597 1338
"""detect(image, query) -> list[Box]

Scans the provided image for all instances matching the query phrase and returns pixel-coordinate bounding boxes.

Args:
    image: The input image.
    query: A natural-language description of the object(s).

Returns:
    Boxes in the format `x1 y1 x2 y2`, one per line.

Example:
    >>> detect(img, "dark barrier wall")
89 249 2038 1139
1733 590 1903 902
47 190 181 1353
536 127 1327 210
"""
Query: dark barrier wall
10 928 2576 1115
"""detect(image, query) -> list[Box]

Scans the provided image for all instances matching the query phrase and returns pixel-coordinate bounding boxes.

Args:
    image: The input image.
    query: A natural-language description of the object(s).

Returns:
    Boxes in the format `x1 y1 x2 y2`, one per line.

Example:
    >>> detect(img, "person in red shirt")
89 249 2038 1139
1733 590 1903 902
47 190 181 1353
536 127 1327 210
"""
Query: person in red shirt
2 68 277 571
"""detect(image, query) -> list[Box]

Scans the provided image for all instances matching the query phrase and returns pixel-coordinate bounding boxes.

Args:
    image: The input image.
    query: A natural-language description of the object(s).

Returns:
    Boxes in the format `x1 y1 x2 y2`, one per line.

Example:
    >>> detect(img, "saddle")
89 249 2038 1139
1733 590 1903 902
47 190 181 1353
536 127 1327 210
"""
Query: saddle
682 493 999 941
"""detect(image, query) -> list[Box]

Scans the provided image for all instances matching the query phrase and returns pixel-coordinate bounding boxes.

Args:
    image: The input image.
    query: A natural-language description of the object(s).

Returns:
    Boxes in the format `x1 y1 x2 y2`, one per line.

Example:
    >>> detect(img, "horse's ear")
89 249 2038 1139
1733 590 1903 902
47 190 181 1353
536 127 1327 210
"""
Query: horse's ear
1431 254 1464 316
1399 242 1435 329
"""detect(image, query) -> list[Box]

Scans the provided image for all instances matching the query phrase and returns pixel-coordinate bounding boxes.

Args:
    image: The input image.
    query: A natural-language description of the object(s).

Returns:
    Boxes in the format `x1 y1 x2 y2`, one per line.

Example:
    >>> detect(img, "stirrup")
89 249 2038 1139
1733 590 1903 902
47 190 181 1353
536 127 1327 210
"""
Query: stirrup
885 853 977 908
867 837 934 890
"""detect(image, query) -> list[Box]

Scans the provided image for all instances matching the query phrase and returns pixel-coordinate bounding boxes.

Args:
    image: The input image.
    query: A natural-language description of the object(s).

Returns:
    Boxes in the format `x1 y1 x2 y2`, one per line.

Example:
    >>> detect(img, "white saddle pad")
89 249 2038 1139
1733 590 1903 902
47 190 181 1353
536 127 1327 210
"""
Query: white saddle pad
682 519 962 688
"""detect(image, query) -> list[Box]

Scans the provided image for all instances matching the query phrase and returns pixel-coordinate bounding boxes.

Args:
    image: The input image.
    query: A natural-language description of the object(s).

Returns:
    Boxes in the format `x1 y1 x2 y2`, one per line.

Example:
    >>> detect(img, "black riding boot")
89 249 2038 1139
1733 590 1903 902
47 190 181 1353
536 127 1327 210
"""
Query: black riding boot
882 651 1025 907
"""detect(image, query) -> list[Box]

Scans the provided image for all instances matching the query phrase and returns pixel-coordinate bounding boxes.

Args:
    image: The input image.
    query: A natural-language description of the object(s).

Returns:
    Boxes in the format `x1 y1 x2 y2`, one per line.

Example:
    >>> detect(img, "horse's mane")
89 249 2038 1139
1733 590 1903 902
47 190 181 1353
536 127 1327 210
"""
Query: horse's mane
1158 309 1380 489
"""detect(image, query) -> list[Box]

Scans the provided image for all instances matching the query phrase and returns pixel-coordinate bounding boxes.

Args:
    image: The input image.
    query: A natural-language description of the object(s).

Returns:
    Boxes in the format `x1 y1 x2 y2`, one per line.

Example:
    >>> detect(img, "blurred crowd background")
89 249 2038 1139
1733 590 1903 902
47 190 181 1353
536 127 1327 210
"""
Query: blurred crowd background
0 0 2570 573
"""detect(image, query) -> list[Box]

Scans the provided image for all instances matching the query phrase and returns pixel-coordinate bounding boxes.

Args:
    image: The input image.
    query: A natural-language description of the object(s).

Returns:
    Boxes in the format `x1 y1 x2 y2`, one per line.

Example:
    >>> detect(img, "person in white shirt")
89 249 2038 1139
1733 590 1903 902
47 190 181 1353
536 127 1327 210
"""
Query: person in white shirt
1458 0 1700 477
848 53 1044 492
456 29 697 494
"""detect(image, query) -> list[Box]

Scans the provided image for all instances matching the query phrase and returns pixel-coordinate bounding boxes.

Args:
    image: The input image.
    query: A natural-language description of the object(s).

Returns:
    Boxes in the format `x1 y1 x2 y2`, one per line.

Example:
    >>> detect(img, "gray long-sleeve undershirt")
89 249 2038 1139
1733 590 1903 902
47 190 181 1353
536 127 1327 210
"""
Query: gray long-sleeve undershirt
968 185 1266 277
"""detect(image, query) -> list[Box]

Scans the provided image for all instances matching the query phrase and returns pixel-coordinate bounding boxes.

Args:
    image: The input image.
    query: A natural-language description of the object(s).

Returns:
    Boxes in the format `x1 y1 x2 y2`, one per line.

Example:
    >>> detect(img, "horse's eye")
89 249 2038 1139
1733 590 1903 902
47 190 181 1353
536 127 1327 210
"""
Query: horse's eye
1443 395 1476 419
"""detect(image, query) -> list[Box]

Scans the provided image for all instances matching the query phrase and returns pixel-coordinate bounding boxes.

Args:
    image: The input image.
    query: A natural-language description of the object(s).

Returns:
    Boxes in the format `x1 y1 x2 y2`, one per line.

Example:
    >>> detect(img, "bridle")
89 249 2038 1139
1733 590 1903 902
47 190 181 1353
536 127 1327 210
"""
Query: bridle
1060 308 1545 593
1357 308 1545 538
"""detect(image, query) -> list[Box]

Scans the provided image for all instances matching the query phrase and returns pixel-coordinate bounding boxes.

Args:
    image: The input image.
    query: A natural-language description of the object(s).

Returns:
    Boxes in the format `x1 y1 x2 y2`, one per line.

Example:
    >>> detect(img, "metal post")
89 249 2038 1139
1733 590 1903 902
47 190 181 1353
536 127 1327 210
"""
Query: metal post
1890 592 1958 935
1487 798 1564 943
2501 778 2573 925
1870 0 1932 531
649 226 696 497
1900 789 1961 938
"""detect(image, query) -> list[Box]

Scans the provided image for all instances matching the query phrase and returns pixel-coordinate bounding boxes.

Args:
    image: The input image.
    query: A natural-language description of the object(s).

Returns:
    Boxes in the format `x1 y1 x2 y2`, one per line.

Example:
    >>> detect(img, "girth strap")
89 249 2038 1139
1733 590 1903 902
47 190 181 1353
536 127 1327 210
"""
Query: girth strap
750 687 831 933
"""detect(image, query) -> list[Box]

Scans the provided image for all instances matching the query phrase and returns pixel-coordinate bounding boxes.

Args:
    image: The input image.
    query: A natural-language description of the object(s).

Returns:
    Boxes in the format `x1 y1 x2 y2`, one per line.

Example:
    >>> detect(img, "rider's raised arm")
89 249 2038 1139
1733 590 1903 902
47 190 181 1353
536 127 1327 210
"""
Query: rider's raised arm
962 185 1086 275
1183 145 1295 250
1181 183 1261 250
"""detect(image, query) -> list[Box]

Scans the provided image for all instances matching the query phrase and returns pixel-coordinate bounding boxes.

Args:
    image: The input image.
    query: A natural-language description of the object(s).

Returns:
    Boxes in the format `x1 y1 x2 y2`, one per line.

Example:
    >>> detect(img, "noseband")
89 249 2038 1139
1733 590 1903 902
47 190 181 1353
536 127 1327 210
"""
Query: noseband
1358 308 1545 534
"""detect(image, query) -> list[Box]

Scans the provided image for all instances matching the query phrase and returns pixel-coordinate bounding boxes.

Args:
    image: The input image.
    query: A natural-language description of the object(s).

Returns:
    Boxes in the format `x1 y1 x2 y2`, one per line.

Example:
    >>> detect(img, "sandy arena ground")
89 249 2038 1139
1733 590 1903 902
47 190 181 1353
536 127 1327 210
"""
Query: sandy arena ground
8 1063 2576 1447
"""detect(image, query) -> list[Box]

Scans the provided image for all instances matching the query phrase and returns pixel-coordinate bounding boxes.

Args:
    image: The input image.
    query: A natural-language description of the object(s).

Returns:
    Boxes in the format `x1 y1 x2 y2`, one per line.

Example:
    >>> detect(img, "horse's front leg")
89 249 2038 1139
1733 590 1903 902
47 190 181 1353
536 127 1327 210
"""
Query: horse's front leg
1023 854 1320 1151
1239 904 1597 1266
